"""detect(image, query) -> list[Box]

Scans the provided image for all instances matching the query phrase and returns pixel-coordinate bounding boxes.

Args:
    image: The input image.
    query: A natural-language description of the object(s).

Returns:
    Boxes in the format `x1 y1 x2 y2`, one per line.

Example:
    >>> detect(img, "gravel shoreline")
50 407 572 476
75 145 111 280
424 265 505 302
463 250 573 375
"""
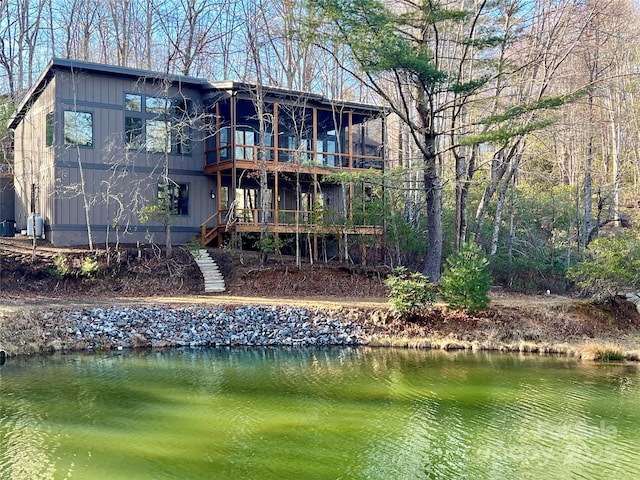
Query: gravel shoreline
3 300 640 361
41 305 372 351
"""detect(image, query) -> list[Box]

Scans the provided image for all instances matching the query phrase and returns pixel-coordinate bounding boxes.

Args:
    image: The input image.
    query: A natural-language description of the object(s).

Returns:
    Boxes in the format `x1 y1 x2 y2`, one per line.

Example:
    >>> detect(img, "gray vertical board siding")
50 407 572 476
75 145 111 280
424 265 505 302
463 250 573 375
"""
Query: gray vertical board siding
50 227 199 248
50 69 209 242
12 78 56 230
53 164 213 236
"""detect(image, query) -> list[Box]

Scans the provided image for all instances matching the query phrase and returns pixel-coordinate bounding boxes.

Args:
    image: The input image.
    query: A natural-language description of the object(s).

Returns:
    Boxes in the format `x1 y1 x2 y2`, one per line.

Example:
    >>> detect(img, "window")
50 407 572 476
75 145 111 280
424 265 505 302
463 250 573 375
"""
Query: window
234 127 255 160
220 186 229 210
125 94 142 111
125 117 143 149
176 125 191 155
146 96 171 115
125 93 190 154
220 127 230 145
158 182 189 216
63 111 93 147
146 119 171 153
280 135 310 163
45 112 54 147
317 133 338 166
236 187 257 222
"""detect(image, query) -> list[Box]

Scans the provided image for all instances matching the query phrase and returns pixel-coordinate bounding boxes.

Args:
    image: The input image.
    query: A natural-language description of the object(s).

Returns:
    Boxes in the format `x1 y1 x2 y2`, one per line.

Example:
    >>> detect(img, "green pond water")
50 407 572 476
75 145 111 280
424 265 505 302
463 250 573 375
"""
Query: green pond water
1 347 639 479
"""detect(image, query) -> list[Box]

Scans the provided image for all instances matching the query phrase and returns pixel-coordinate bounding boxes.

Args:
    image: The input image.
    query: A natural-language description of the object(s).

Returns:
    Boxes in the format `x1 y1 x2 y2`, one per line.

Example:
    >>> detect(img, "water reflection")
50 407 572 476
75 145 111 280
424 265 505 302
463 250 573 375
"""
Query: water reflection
0 400 60 479
1 348 639 479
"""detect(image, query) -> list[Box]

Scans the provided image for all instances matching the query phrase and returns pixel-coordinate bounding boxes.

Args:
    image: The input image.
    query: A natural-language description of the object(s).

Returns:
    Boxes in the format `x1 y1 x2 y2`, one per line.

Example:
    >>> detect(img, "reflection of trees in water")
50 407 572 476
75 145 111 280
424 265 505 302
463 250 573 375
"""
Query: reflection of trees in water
0 400 59 479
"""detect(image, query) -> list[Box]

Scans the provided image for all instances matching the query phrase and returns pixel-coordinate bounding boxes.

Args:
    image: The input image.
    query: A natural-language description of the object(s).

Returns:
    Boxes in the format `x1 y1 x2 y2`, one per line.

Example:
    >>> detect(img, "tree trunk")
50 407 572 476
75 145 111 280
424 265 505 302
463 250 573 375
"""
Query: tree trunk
422 145 442 282
455 143 476 251
583 125 594 248
165 222 172 258
490 154 521 256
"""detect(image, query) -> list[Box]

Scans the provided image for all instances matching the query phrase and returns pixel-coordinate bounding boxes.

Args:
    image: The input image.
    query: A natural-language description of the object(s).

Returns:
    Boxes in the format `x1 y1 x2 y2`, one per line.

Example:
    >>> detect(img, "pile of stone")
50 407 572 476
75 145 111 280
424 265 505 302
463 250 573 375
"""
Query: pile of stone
46 305 370 351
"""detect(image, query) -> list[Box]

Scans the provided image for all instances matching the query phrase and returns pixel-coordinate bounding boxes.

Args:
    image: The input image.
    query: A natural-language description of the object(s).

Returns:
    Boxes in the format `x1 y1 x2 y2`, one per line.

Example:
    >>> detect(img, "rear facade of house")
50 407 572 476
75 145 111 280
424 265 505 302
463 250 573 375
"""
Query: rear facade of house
9 59 386 260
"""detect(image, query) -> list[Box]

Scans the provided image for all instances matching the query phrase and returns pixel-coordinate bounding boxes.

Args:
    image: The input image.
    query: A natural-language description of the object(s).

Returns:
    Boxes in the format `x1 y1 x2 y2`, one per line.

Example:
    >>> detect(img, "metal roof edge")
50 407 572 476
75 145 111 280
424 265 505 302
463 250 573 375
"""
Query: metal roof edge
8 59 387 130
8 58 211 130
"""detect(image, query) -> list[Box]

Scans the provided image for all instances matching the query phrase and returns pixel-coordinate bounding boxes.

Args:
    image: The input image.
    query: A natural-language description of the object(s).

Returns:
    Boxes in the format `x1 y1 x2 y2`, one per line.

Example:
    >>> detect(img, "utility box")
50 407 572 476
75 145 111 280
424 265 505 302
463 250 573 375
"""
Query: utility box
27 214 44 239
0 220 15 237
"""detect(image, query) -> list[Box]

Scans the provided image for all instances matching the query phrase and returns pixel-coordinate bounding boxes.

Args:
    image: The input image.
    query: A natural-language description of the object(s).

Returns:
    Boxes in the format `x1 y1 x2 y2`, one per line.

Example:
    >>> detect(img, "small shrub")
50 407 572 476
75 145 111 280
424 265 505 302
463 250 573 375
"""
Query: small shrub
440 240 492 314
49 254 70 278
567 233 640 299
385 266 436 318
186 238 205 258
255 233 282 255
80 256 99 278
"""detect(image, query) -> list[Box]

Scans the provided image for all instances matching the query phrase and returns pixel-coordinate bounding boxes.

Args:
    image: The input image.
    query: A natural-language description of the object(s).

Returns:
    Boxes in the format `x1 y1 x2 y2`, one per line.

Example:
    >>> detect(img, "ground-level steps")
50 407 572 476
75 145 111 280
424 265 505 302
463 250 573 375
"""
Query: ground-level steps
190 248 226 293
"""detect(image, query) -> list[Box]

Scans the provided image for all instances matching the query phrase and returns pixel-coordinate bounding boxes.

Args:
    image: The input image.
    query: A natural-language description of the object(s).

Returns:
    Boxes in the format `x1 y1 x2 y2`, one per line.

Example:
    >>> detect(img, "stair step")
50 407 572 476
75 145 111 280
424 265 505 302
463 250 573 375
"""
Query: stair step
189 248 226 293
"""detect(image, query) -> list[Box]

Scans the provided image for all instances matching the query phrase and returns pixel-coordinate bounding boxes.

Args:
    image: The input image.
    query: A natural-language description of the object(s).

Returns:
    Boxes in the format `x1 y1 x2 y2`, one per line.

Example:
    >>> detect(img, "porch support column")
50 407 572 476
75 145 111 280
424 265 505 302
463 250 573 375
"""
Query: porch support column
231 92 238 249
217 170 222 247
313 173 318 262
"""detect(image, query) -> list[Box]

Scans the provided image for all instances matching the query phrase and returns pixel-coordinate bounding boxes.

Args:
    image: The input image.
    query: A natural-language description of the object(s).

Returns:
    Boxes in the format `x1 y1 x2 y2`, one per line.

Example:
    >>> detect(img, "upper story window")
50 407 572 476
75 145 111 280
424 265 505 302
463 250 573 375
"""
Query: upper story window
45 112 54 147
125 117 143 149
146 96 172 115
124 93 190 154
146 119 172 153
63 111 93 147
125 94 142 112
234 126 255 160
176 124 191 155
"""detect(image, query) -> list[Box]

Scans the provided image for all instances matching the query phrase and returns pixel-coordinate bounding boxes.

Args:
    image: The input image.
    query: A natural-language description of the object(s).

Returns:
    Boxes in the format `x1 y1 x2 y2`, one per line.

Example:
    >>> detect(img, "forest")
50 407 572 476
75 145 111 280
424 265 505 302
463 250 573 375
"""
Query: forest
1 0 639 296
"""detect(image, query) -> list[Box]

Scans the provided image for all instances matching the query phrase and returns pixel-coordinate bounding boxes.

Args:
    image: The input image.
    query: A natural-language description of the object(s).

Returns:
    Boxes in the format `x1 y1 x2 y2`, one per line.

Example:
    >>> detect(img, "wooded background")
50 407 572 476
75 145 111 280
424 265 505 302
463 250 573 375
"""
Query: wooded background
1 0 639 292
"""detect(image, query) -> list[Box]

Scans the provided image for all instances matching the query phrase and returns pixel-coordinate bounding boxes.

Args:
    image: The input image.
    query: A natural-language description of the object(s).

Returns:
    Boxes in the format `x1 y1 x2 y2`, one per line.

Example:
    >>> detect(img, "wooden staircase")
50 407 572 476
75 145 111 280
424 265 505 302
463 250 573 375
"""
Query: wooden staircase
198 225 222 246
198 211 226 246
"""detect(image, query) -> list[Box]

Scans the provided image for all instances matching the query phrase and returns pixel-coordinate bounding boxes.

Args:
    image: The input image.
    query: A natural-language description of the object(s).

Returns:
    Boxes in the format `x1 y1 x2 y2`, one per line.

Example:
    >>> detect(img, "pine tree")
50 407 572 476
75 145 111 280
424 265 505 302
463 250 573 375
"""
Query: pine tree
440 241 492 314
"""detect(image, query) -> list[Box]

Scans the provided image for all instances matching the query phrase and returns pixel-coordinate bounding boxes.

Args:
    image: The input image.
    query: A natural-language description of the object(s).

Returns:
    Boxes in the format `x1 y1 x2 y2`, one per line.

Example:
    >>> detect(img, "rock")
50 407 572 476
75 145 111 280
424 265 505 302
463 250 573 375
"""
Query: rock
46 304 371 352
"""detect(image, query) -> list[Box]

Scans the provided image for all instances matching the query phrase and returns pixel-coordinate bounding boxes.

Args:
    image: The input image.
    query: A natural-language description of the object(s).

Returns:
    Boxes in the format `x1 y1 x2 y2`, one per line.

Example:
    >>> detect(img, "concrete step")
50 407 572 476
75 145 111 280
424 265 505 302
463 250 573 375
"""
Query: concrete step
190 248 226 293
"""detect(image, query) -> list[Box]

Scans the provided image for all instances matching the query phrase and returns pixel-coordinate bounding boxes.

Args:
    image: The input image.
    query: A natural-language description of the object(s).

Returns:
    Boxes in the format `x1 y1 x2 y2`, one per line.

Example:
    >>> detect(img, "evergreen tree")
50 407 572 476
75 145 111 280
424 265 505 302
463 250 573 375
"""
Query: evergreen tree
440 240 492 314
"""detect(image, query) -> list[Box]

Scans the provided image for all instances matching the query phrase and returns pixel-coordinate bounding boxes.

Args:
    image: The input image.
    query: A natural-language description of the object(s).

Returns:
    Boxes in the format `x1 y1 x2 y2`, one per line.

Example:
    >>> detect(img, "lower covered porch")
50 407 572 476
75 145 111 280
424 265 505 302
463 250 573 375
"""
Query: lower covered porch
198 171 384 262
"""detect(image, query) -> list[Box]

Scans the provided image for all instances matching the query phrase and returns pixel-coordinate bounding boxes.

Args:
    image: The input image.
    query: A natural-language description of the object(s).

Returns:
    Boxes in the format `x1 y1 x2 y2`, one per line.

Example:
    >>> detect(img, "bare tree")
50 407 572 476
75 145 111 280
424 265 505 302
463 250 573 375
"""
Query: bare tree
0 0 48 96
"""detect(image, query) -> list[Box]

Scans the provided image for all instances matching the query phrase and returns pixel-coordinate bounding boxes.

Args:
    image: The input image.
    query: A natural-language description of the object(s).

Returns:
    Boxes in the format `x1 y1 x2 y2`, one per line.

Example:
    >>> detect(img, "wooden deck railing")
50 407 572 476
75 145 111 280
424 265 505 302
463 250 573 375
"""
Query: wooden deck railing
199 208 382 244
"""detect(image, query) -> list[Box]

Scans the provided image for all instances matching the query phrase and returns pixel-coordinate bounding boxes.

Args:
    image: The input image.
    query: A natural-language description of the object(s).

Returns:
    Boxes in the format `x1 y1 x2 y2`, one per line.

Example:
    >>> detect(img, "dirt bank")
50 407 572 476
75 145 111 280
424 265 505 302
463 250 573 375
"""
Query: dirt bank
2 237 640 360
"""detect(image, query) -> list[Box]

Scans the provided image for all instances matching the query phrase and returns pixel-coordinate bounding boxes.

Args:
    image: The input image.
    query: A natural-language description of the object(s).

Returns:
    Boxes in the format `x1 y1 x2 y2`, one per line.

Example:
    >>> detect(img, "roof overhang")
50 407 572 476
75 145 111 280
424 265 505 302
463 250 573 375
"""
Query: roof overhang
8 58 211 130
8 59 388 130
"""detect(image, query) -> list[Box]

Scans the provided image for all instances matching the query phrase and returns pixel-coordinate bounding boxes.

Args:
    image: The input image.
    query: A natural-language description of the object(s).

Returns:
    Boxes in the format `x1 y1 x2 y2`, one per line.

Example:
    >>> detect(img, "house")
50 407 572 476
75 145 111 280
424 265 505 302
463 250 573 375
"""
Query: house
8 59 387 260
0 97 14 225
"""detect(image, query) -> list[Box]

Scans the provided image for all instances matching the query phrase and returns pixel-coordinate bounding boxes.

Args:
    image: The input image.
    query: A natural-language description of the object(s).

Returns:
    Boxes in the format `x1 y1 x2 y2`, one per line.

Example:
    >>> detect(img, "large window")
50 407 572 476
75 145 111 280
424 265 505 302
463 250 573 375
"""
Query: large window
280 135 310 163
125 93 142 112
146 96 172 115
158 182 189 216
64 111 93 147
125 93 189 154
146 119 172 153
176 124 191 155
